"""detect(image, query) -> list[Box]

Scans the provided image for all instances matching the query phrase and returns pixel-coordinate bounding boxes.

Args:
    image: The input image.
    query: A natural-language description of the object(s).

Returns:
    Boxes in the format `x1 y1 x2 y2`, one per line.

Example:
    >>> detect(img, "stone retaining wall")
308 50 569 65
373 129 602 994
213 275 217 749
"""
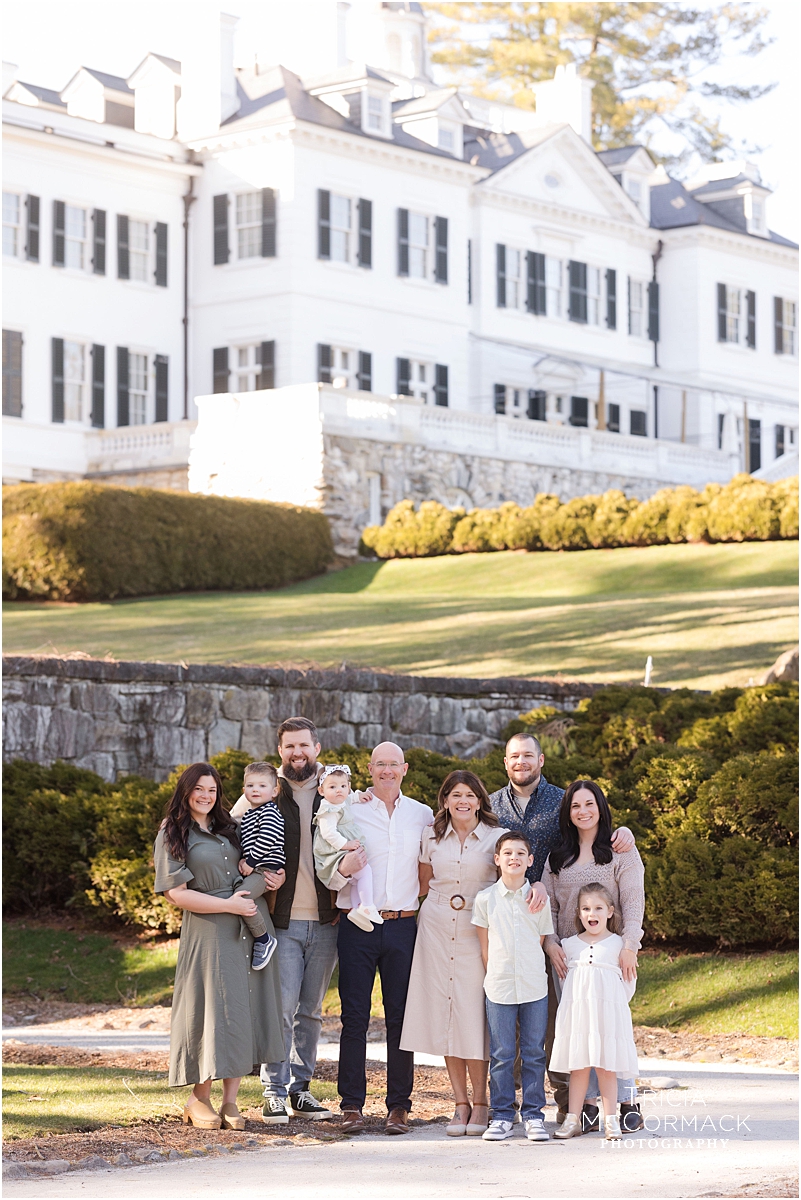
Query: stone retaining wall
2 656 609 782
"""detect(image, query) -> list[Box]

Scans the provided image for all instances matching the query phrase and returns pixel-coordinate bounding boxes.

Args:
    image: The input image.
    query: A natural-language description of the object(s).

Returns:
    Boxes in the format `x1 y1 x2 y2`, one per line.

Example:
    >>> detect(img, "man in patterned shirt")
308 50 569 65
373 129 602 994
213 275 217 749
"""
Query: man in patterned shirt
489 731 637 1125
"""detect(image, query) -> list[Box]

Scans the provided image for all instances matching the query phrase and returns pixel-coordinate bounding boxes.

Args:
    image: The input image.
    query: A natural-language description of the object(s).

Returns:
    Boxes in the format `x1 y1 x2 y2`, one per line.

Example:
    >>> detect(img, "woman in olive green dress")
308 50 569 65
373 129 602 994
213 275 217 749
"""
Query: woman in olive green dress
154 762 285 1129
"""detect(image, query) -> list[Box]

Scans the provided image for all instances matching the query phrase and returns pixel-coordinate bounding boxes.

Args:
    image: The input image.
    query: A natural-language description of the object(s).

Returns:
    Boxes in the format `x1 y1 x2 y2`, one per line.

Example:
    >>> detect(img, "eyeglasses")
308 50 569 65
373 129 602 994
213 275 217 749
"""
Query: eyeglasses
371 761 404 769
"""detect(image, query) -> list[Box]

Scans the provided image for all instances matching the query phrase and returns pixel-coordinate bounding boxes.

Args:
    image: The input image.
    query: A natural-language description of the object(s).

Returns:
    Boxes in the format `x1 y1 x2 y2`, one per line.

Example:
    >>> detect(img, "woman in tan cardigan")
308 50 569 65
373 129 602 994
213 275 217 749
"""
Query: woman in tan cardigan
541 779 645 1132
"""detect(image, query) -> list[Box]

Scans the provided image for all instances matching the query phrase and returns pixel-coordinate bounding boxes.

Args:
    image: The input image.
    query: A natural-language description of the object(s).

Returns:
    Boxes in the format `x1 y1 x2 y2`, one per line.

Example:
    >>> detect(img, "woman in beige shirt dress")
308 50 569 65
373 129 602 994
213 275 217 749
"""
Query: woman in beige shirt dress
400 770 504 1136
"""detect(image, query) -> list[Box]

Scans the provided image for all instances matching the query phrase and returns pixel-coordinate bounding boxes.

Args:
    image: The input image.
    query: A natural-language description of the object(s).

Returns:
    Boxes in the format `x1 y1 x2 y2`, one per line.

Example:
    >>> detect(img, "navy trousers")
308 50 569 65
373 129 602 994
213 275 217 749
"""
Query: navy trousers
337 914 417 1113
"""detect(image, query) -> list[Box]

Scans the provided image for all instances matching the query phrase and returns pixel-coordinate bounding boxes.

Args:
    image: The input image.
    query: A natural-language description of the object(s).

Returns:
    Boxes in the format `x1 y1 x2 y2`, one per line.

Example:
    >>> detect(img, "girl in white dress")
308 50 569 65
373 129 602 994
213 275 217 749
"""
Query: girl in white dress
551 882 638 1141
312 765 384 932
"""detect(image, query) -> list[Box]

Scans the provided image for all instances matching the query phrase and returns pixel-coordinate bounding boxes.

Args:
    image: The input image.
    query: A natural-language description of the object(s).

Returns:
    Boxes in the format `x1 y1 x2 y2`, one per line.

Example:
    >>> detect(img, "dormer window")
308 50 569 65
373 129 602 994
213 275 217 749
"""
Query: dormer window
745 192 767 237
438 127 455 152
367 94 384 132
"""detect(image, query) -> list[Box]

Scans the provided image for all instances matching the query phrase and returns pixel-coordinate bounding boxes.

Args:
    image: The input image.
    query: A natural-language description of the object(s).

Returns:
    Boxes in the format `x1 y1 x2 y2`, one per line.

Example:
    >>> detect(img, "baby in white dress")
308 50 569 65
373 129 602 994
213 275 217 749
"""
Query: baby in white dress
313 764 384 933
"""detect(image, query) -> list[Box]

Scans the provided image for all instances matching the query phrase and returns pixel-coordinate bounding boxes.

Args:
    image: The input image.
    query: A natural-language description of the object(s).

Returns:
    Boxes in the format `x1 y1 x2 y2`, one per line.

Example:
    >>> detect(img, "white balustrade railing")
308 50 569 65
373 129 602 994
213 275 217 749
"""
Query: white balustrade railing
86 421 196 473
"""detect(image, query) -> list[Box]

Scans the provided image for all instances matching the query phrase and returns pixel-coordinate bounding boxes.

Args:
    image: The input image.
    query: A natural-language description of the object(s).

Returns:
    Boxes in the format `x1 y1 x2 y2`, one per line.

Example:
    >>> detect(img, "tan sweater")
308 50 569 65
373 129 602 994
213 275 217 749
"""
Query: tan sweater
541 849 645 953
282 766 323 922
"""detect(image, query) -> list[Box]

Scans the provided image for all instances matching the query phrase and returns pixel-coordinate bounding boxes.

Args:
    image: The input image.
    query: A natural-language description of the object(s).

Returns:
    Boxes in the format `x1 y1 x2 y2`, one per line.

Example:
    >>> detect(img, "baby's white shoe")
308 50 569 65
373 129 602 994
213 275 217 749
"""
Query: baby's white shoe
347 907 374 932
365 906 384 925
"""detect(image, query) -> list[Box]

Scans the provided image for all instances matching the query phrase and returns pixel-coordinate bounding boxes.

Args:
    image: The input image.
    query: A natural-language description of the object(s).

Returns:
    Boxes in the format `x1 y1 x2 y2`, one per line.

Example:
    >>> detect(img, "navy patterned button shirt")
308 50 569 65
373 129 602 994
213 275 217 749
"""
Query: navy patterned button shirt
489 776 565 883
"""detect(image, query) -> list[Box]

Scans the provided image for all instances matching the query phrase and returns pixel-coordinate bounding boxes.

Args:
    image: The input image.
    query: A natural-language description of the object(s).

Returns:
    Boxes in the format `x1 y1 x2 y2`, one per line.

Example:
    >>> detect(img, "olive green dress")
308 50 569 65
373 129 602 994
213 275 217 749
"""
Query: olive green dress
154 822 285 1086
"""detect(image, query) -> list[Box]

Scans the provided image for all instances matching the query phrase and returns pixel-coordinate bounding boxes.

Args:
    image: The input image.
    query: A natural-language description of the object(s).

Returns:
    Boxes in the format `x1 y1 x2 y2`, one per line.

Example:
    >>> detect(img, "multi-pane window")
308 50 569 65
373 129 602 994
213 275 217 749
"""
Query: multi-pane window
408 212 428 278
3 193 20 257
407 360 432 402
129 219 150 281
129 352 148 425
63 341 85 422
331 347 354 389
724 286 741 343
438 127 455 152
236 192 262 259
65 205 87 270
587 267 602 325
506 249 524 309
494 386 529 418
546 257 562 317
366 95 383 131
234 345 263 391
330 194 352 262
779 299 797 355
629 280 645 337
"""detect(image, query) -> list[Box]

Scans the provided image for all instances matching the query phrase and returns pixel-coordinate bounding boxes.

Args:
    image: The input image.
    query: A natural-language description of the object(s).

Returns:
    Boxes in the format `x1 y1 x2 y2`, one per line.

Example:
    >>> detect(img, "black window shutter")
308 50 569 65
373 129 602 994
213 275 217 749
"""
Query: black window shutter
496 244 506 307
776 424 785 458
467 239 472 305
91 344 105 428
494 384 506 415
606 268 617 329
51 337 64 422
116 346 129 426
358 198 372 268
52 200 65 266
155 222 168 286
117 214 129 280
569 395 588 427
630 409 647 436
774 296 784 354
434 363 448 406
25 195 40 262
527 251 546 314
434 216 448 283
745 290 756 349
717 283 727 341
92 209 106 275
213 194 229 265
261 188 276 258
749 418 761 472
397 208 409 276
154 354 168 421
212 347 229 393
568 260 588 323
257 341 275 389
2 330 23 417
648 280 660 343
607 403 620 432
318 190 331 260
527 389 546 421
357 351 372 391
396 357 411 395
318 343 332 384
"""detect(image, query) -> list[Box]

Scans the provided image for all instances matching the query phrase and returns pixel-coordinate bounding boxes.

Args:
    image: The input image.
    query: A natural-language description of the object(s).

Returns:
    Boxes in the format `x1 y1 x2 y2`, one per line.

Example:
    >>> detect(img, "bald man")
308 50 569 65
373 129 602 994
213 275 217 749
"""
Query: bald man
327 742 434 1135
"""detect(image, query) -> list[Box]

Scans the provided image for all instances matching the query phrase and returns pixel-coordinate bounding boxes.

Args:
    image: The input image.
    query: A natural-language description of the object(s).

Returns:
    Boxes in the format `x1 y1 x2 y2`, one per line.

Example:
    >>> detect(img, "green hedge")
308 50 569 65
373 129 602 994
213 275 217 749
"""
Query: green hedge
360 474 798 558
2 482 334 601
4 683 796 948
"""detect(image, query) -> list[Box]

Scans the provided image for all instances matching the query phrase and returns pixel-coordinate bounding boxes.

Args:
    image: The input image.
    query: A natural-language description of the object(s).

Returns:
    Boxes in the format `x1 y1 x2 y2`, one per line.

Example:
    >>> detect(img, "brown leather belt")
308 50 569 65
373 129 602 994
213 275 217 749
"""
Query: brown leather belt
379 910 417 920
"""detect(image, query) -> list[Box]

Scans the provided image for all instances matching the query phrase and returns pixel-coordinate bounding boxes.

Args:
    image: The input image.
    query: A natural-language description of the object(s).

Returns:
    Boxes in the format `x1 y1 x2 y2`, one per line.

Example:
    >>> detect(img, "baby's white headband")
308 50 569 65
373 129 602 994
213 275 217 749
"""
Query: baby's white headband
320 763 352 783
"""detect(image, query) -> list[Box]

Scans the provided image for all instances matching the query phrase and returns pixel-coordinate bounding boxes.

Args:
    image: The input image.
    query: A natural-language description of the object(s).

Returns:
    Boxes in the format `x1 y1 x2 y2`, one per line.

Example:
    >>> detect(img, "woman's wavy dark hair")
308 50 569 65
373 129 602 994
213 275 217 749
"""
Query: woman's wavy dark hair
163 762 239 861
548 779 614 874
433 770 499 841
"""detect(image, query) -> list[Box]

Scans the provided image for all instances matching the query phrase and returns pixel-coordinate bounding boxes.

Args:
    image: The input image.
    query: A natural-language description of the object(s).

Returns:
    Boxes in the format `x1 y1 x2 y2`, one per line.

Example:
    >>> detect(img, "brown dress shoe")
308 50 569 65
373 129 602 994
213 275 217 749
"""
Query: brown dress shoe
340 1108 366 1134
385 1107 410 1134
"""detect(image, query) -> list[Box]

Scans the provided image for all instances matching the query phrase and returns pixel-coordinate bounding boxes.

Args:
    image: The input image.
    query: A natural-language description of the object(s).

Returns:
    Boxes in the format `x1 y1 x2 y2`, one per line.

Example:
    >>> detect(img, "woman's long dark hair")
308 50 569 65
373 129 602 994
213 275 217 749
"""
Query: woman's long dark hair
163 762 239 861
433 770 499 841
548 780 614 874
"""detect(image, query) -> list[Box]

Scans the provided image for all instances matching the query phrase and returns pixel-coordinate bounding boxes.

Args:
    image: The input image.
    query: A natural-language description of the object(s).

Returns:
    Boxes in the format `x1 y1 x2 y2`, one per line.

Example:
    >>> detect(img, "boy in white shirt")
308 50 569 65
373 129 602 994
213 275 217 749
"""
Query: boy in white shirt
472 831 554 1143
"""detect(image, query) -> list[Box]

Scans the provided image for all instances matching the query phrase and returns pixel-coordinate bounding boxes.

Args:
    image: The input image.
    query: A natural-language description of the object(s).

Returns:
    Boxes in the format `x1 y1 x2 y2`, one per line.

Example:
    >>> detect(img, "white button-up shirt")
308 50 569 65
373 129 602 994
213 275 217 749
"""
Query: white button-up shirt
331 788 433 912
472 878 553 1004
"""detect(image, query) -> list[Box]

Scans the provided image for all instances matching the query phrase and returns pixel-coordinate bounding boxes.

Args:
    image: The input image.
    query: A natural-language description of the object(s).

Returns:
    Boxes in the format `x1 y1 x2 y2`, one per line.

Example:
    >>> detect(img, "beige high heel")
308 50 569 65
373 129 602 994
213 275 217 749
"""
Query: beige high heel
220 1102 246 1130
446 1102 472 1136
182 1096 222 1129
466 1103 489 1136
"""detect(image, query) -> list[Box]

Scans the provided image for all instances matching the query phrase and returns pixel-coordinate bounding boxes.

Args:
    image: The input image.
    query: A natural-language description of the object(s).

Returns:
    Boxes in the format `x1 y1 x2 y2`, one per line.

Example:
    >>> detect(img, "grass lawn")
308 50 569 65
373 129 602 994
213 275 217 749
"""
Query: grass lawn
2 541 797 690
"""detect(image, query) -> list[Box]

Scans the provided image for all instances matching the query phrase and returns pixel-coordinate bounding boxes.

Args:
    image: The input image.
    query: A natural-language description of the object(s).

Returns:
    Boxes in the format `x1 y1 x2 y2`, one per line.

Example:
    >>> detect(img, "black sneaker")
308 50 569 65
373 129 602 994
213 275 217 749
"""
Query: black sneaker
262 1095 289 1124
581 1103 600 1132
252 935 278 971
620 1102 644 1132
289 1090 333 1120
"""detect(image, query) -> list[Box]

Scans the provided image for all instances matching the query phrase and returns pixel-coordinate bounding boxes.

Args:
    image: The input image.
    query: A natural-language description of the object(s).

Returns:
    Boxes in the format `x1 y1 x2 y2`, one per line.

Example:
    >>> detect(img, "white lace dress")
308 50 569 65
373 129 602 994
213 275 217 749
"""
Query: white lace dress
549 933 639 1076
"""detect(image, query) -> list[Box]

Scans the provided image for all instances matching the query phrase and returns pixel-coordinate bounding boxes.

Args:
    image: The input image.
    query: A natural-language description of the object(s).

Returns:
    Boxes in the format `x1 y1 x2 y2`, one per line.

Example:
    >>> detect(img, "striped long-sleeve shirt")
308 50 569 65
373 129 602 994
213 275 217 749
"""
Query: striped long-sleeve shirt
240 802 286 871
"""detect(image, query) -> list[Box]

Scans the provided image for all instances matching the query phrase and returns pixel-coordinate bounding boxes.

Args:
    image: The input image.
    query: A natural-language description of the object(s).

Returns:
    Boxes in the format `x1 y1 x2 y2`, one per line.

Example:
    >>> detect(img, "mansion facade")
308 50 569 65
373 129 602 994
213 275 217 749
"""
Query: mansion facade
3 2 797 553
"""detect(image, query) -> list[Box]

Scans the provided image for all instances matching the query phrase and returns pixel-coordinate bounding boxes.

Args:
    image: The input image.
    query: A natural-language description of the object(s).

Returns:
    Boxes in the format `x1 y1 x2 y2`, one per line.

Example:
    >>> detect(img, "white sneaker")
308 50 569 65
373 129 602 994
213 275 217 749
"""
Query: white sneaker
482 1120 514 1141
365 906 384 925
525 1118 549 1142
347 907 374 932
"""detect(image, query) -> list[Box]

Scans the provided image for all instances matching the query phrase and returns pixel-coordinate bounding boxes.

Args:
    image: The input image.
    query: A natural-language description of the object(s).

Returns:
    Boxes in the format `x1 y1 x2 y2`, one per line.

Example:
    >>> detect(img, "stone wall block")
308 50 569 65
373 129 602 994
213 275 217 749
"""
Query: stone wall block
340 692 374 725
464 706 489 734
2 678 26 700
268 689 301 723
151 689 187 725
429 696 463 735
355 723 385 749
318 722 357 751
73 682 121 716
186 688 219 728
207 719 243 757
3 702 51 758
153 725 207 769
484 708 525 737
390 693 431 735
240 720 277 757
298 690 342 728
394 732 441 752
75 753 116 782
43 708 94 761
221 688 269 722
93 720 140 754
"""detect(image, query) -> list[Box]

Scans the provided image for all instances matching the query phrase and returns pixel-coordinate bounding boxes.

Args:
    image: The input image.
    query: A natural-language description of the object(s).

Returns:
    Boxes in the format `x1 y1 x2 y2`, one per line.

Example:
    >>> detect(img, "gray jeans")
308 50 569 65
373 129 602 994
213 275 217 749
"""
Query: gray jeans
261 919 339 1099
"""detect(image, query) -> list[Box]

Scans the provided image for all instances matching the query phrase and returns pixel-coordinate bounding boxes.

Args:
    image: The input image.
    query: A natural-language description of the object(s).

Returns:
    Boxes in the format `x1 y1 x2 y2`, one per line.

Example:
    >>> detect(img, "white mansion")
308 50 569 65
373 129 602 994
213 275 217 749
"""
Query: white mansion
3 2 798 554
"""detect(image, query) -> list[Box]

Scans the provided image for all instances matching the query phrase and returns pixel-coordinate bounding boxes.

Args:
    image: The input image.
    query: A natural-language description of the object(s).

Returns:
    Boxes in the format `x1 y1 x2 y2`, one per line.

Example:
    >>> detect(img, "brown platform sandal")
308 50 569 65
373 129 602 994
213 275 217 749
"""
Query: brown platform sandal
182 1095 222 1129
220 1102 246 1130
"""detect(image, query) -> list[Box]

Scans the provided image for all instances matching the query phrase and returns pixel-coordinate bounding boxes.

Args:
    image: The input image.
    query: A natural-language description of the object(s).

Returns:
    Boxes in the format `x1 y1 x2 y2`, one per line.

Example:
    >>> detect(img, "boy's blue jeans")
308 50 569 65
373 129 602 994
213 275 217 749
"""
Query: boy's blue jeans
486 995 548 1122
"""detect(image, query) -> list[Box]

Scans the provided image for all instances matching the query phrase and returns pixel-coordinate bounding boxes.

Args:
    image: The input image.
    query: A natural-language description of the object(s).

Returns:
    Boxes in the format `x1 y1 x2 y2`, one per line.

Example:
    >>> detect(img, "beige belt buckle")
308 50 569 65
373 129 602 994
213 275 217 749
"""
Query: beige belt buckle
450 894 466 911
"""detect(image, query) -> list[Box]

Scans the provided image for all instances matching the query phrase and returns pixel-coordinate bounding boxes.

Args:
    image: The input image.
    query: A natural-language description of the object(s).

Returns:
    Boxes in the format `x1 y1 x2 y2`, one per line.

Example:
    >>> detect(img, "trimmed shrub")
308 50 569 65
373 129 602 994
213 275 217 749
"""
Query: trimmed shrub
360 476 798 559
2 482 334 601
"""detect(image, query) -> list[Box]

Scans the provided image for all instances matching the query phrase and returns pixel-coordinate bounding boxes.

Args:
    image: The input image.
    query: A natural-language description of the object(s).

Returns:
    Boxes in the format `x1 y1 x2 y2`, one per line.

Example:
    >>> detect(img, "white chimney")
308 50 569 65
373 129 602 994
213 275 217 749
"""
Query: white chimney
177 12 239 141
532 63 593 143
2 62 19 97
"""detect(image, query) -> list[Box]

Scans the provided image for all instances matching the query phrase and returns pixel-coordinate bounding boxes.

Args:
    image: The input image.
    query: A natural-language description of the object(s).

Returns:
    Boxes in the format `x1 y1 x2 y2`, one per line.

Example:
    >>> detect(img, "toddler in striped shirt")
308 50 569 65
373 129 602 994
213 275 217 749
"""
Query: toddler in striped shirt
233 761 285 971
